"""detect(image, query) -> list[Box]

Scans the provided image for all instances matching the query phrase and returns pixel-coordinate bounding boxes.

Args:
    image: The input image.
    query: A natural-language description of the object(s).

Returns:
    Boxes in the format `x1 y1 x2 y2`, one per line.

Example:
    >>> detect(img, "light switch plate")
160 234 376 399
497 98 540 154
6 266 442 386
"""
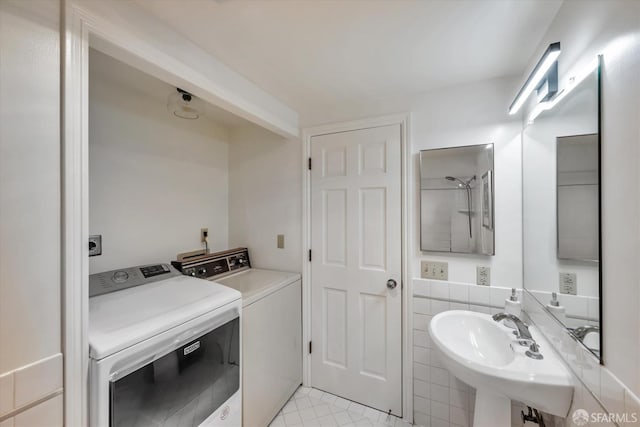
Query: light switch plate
476 266 490 286
277 234 285 249
421 261 448 280
89 235 102 257
559 272 577 295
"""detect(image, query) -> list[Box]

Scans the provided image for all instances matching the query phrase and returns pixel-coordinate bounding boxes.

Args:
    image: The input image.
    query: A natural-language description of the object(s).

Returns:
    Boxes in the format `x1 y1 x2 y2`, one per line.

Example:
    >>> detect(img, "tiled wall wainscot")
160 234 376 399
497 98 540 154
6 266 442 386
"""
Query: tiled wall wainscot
412 278 640 427
412 279 525 427
0 354 63 426
524 295 640 427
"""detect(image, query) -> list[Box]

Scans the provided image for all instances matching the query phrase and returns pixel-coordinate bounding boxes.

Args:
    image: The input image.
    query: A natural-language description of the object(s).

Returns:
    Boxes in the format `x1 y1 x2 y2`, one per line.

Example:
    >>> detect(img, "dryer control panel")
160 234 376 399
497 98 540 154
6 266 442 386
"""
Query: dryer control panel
89 263 181 297
172 248 251 280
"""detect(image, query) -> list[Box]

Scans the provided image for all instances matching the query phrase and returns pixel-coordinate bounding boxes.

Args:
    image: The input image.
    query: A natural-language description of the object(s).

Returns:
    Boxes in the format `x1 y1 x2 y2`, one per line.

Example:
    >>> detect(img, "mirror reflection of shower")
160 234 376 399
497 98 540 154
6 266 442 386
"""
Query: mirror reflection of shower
445 175 476 238
419 143 494 255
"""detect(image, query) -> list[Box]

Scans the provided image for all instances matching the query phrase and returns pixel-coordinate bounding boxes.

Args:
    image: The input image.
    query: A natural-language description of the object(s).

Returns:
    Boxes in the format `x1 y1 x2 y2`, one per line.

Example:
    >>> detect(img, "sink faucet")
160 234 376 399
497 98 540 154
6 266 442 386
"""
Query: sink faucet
492 313 543 359
492 313 533 342
569 325 599 341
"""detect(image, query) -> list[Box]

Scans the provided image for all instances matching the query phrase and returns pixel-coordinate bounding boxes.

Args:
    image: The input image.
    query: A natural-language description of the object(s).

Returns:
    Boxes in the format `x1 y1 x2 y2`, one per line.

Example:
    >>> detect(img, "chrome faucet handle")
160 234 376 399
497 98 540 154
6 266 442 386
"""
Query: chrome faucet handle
525 342 543 360
517 338 536 347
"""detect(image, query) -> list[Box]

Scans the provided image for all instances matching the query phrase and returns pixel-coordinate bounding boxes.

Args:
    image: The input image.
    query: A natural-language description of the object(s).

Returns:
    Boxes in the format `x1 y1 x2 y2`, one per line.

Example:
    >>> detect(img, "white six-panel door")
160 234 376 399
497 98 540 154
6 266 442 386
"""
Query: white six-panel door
310 124 402 416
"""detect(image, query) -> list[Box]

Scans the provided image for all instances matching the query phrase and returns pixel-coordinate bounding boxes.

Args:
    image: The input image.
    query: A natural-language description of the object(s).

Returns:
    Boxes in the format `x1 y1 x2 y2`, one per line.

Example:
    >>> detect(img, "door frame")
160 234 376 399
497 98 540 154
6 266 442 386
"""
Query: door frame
301 114 412 422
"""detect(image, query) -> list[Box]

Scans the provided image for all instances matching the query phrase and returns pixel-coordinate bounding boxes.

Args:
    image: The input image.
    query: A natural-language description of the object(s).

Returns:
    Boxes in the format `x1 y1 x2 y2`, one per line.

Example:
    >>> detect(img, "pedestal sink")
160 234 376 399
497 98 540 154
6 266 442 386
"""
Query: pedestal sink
428 310 573 427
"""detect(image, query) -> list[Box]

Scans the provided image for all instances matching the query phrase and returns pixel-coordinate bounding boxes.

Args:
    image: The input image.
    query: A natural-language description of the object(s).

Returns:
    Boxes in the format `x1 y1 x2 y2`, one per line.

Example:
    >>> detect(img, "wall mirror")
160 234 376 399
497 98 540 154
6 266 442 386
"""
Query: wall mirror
522 57 601 359
419 144 494 255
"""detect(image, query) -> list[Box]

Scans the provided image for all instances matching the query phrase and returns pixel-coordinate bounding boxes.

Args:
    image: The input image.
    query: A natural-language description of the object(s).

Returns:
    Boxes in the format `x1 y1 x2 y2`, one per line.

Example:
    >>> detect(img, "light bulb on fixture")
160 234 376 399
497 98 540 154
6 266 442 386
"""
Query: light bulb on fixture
167 88 200 120
527 56 599 123
509 42 561 115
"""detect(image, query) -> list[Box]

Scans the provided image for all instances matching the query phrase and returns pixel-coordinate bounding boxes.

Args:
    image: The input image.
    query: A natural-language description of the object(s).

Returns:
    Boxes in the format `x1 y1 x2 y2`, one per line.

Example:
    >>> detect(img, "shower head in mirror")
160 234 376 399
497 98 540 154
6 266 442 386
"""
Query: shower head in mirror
445 175 476 238
445 176 463 187
446 175 476 188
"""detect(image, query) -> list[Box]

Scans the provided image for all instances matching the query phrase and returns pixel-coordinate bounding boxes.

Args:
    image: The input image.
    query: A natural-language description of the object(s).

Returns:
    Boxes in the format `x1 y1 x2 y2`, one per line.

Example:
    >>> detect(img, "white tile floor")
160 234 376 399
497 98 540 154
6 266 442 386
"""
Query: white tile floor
269 386 412 427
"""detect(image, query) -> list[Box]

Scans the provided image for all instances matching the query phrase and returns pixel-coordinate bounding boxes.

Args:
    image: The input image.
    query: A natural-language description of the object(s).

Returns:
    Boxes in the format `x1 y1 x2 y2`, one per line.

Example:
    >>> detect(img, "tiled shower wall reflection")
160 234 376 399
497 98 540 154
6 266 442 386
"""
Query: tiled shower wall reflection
411 279 524 427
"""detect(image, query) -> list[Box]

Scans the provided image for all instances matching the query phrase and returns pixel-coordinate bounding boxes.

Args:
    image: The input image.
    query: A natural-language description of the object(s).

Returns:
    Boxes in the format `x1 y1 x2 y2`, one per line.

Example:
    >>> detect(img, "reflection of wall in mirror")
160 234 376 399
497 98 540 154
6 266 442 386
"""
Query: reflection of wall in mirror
522 65 599 325
523 117 599 301
420 189 452 252
557 134 599 261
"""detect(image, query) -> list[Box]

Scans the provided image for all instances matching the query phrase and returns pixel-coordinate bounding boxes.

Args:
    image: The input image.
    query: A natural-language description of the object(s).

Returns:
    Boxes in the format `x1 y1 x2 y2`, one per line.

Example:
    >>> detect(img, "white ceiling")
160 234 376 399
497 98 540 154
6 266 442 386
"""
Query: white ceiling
135 0 562 116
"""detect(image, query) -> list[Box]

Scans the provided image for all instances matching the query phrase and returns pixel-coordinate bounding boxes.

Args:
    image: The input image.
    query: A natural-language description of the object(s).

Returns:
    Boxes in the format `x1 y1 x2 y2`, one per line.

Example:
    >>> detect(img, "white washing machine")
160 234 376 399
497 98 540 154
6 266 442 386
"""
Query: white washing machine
172 249 302 427
88 263 242 427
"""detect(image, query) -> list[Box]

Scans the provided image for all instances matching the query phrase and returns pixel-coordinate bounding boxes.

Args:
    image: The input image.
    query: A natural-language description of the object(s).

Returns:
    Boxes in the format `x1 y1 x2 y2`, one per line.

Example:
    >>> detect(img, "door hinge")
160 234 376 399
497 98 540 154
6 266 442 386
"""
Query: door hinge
308 249 312 262
308 341 312 354
308 157 312 170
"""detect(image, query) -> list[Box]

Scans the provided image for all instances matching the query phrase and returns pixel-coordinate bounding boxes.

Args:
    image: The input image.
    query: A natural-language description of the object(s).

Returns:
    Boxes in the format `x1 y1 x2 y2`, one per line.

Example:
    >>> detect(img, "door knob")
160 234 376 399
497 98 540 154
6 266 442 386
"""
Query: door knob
387 279 398 289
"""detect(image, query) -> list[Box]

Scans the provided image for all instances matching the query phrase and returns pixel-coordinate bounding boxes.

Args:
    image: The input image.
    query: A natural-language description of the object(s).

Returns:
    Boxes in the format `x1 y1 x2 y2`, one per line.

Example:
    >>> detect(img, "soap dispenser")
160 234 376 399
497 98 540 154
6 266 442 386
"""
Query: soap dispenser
547 292 566 323
504 288 521 317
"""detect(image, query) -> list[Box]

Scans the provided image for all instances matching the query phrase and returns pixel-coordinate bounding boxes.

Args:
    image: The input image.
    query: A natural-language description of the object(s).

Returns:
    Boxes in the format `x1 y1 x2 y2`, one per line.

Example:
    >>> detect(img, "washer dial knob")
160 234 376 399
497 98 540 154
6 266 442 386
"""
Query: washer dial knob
112 271 129 284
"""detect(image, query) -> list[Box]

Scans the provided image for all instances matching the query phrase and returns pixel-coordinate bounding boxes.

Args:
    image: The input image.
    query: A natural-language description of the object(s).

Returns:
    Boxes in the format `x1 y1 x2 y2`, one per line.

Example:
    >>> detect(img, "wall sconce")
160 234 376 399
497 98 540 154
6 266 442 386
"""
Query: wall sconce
509 42 561 115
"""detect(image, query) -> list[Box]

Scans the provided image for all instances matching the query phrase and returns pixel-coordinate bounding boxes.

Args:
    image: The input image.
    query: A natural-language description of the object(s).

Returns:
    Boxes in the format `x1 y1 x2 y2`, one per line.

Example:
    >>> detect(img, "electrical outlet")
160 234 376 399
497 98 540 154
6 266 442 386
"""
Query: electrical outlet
89 235 102 257
277 234 285 249
201 228 209 243
559 272 577 295
477 266 491 286
421 261 448 280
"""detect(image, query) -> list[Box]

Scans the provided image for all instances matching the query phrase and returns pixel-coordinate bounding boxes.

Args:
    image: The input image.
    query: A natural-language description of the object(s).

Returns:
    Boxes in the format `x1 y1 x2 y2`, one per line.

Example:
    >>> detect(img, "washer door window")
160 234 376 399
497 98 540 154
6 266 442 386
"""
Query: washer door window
109 317 240 426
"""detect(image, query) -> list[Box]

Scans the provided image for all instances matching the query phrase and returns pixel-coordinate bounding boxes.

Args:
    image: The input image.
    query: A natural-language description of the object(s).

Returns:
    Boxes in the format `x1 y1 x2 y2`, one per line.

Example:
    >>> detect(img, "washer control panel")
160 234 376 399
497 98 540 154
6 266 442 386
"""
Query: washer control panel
172 248 251 280
89 263 180 297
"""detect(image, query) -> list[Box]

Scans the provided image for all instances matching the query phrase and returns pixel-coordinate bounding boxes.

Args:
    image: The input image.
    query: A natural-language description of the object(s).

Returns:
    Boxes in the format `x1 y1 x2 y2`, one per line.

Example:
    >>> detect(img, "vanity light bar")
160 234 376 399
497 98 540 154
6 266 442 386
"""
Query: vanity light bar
509 42 561 115
527 56 599 123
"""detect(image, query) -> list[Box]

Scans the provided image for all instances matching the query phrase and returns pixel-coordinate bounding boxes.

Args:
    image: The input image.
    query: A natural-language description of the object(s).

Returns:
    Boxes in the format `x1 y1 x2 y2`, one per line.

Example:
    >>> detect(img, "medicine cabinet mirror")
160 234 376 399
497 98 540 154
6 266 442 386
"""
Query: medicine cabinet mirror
522 57 601 360
419 144 495 255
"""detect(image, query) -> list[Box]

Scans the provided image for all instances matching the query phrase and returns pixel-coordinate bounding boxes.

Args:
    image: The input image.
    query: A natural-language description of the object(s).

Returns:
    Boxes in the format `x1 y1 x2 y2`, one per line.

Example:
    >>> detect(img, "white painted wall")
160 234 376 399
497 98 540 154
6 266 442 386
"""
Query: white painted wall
408 79 523 288
0 0 63 423
89 49 232 273
0 0 60 374
228 126 302 272
521 0 640 403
